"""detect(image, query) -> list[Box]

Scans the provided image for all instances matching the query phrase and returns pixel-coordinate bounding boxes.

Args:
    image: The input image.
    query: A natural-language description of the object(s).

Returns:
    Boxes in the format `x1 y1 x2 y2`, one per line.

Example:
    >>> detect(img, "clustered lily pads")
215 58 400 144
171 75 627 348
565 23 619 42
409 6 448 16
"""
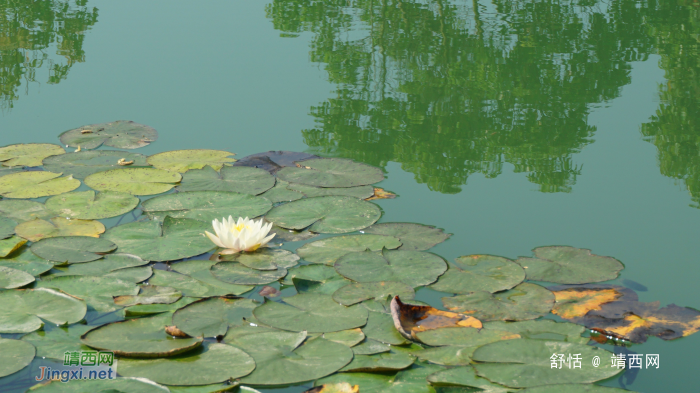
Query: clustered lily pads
0 124 693 393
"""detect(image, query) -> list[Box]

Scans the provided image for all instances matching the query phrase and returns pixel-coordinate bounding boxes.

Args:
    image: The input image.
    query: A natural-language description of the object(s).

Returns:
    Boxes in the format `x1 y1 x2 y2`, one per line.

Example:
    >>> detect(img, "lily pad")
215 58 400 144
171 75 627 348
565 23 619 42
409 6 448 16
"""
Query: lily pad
482 320 589 344
118 342 255 385
430 255 525 294
27 377 170 392
15 217 105 242
297 235 402 265
415 327 520 347
287 183 375 199
142 191 271 223
147 149 236 173
277 158 384 188
265 196 381 233
390 296 482 339
306 383 359 393
0 338 35 378
253 293 368 333
42 150 149 178
520 385 636 393
35 275 138 312
102 217 214 262
340 352 415 372
0 171 80 198
427 366 511 392
172 297 258 338
31 236 116 264
0 247 53 276
149 269 253 297
211 261 287 285
21 324 93 359
124 297 199 317
45 190 139 219
221 249 299 270
80 314 203 357
0 288 86 333
335 249 447 288
363 223 452 251
259 181 304 203
362 311 410 346
0 216 16 239
442 283 554 321
52 253 150 283
177 166 275 195
84 168 181 196
0 200 53 222
233 151 318 174
286 264 351 295
315 363 445 393
113 285 182 307
0 236 27 257
232 330 354 385
320 328 365 347
472 339 621 388
333 281 415 306
59 121 158 149
269 225 319 242
549 284 638 319
0 266 35 288
352 339 391 355
515 246 624 284
0 143 65 167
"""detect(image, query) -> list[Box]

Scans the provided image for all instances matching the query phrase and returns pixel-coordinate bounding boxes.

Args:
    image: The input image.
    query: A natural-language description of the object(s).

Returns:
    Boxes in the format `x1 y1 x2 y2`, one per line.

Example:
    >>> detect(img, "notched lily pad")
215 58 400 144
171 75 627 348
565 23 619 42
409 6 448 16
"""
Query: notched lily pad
335 249 447 288
0 171 80 198
442 283 554 321
147 149 236 173
148 269 253 297
45 190 139 220
277 158 384 188
233 151 318 174
265 196 381 234
0 338 35 378
142 190 271 223
430 254 525 294
340 352 415 372
315 363 446 393
42 150 149 178
297 234 402 265
0 200 53 222
177 166 275 195
0 246 53 276
220 248 299 270
113 285 182 307
287 183 375 199
211 261 287 285
84 168 181 196
516 246 624 284
21 324 93 360
0 265 35 288
390 296 482 340
0 216 15 239
259 180 304 203
31 236 116 264
363 222 451 251
427 365 512 392
332 281 415 306
15 217 105 242
0 236 27 257
0 288 86 333
59 121 158 149
0 143 65 167
483 319 589 344
171 296 258 338
36 275 138 312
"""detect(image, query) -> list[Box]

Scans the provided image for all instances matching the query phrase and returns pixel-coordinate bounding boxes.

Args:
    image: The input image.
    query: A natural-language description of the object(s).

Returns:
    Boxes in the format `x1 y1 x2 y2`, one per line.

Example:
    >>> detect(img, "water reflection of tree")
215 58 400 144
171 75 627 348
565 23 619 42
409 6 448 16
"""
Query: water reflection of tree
0 0 98 109
267 0 653 193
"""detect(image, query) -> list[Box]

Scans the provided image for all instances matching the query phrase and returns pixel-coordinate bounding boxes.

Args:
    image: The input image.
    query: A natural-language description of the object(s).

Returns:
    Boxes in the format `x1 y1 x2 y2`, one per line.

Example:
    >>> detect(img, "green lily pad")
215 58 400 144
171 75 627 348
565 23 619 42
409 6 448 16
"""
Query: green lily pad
0 236 27 257
142 191 271 223
220 249 299 270
113 285 182 307
147 149 236 173
35 275 138 312
297 235 402 265
118 342 254 385
276 158 384 187
515 246 624 284
51 253 149 277
287 183 375 199
269 225 319 242
0 200 53 222
472 339 622 388
232 331 354 385
427 366 511 392
42 150 150 179
27 377 170 392
340 352 415 372
0 143 65 167
352 339 391 355
294 277 351 295
59 121 158 149
315 363 445 393
211 261 287 285
21 324 93 360
442 283 554 321
81 314 203 357
0 265 35 288
45 190 139 219
149 269 253 297
363 222 452 251
84 168 181 196
167 383 242 393
0 338 35 378
415 327 521 347
363 311 410 345
259 181 304 203
233 151 318 173
0 288 86 333
520 385 635 393
332 281 415 306
0 216 16 239
253 293 368 333
430 255 525 294
319 328 365 347
178 166 275 195
31 236 116 264
335 249 447 288
0 247 53 276
482 320 589 344
172 297 258 337
286 264 351 295
124 297 199 317
102 217 214 262
0 171 80 198
266 196 381 233
15 217 105 242
101 266 152 283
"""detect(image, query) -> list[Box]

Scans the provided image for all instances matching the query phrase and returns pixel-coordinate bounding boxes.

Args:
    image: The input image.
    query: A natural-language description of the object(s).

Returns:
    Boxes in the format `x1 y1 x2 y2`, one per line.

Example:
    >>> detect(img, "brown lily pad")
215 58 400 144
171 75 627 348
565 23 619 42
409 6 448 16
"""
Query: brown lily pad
549 284 638 319
389 296 482 340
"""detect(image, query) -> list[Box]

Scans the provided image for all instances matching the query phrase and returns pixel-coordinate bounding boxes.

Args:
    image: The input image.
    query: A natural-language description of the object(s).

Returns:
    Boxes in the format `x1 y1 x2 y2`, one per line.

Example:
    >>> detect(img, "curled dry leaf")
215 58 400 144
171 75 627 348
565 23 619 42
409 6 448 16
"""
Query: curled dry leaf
390 296 482 340
258 285 281 297
165 325 191 338
117 158 134 166
365 187 396 201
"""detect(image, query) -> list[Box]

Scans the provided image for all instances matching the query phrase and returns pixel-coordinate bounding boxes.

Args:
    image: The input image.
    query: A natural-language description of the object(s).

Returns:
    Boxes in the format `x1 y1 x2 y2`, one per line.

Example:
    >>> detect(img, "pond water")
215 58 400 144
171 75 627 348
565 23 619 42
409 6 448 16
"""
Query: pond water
1 0 699 392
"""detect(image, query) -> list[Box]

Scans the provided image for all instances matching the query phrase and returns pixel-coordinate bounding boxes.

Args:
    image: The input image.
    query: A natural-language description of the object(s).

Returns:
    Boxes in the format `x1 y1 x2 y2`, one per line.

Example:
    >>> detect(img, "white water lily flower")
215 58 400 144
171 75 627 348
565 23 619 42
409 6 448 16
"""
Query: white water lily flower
205 216 276 255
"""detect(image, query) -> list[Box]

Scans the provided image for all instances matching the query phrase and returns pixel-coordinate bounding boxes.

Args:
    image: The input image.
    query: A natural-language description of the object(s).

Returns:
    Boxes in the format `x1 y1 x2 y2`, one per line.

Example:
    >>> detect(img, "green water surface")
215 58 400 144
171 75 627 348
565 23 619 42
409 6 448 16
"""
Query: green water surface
2 0 699 392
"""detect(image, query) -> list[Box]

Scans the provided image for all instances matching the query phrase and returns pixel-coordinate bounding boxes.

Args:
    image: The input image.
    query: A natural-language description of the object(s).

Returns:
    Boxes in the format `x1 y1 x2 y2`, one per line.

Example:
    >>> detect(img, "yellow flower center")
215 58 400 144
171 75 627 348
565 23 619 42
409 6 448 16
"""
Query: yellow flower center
232 223 251 232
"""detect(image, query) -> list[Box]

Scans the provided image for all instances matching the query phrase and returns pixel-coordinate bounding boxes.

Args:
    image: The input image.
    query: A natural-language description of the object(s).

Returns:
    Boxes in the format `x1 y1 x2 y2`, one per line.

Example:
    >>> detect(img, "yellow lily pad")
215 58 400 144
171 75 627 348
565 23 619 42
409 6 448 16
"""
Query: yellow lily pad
0 143 65 167
15 217 106 242
0 171 80 199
